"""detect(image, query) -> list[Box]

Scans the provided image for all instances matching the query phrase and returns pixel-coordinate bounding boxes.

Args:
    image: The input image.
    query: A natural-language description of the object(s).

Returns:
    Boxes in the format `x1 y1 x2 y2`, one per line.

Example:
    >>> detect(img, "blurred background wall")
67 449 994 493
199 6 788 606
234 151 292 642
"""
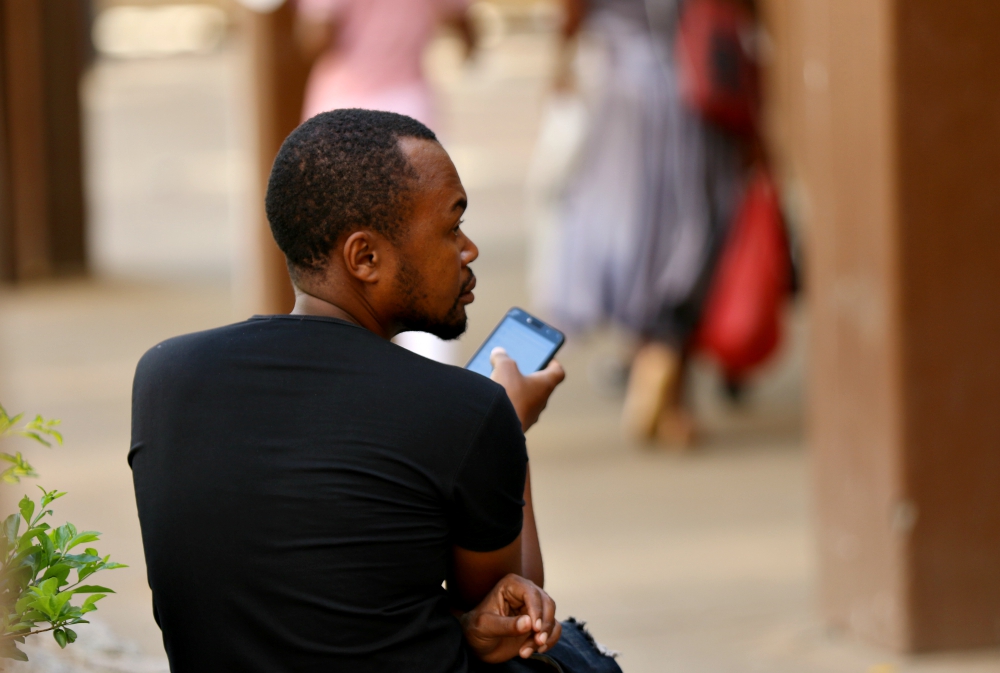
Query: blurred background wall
0 0 999 670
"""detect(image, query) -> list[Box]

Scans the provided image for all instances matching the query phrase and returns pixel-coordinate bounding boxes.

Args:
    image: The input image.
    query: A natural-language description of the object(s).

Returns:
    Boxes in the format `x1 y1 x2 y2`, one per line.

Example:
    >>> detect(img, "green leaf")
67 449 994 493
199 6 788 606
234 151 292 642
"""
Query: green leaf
64 627 77 643
18 526 51 552
52 525 73 552
66 532 100 552
4 513 21 542
14 593 36 614
62 552 100 568
101 562 128 570
4 556 35 592
41 563 72 586
38 487 66 509
0 639 29 661
37 530 54 568
71 585 114 594
37 577 60 596
19 431 50 448
31 595 56 620
18 496 34 526
0 405 15 433
52 590 74 616
81 594 106 611
53 628 67 648
61 606 84 622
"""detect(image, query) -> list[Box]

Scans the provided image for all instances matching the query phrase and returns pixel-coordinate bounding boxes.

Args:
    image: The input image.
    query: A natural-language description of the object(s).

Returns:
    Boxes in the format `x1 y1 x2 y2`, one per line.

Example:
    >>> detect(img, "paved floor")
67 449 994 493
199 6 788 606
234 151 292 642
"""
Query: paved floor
1 23 998 673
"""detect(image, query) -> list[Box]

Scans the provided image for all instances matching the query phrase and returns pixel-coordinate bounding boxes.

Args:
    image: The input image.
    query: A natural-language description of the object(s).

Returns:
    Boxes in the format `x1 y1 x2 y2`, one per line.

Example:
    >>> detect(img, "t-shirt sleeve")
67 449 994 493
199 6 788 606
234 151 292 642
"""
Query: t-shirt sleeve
449 389 527 552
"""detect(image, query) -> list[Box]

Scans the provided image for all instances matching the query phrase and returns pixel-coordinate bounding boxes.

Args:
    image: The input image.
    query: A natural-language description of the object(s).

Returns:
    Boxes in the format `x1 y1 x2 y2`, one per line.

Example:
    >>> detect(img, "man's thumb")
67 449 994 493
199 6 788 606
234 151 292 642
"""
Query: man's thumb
490 347 515 370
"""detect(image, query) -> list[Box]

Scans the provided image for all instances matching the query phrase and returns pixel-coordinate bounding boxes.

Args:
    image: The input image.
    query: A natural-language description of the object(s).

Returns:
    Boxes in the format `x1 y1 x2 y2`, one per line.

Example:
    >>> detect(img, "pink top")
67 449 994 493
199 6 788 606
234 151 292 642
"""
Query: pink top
299 0 468 124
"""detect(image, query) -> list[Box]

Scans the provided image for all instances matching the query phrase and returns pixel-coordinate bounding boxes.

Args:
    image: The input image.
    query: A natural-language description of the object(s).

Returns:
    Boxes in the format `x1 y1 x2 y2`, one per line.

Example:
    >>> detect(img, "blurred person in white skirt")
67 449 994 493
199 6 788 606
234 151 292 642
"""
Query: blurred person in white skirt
533 0 745 446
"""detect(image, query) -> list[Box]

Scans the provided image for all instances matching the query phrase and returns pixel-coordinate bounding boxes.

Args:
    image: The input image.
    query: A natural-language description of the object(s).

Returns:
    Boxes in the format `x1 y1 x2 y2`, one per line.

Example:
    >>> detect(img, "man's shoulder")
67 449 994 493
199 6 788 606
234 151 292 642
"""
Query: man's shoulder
390 342 506 405
138 321 245 364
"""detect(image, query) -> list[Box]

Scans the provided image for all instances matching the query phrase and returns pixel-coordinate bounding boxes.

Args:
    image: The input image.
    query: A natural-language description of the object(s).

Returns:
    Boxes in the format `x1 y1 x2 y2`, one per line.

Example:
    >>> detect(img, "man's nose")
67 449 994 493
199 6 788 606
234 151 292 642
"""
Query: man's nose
461 233 479 265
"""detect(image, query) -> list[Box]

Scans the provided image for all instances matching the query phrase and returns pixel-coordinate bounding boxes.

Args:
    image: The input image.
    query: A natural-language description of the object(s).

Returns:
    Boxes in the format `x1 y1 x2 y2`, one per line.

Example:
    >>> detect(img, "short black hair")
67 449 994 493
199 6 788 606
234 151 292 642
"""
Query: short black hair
265 109 438 275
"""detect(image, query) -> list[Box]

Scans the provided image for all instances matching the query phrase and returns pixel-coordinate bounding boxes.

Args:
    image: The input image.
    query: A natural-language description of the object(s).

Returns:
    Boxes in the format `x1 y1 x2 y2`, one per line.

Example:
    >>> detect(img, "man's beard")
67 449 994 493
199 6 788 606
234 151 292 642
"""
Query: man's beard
395 262 473 341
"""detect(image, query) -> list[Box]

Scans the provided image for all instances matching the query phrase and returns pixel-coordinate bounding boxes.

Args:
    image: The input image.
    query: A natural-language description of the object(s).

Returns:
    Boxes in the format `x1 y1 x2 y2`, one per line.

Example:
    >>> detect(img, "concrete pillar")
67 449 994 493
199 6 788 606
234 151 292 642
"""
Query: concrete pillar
763 0 1000 652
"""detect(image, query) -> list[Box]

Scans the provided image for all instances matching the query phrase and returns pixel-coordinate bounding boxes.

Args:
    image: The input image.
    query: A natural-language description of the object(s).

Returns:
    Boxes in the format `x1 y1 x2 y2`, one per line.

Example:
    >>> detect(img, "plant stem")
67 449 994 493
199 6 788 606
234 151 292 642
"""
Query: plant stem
0 624 58 640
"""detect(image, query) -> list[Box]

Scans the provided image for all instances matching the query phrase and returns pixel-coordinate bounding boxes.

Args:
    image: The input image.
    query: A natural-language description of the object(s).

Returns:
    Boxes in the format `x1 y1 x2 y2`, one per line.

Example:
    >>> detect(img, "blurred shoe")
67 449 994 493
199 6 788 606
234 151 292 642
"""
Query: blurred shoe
621 343 679 442
655 406 697 449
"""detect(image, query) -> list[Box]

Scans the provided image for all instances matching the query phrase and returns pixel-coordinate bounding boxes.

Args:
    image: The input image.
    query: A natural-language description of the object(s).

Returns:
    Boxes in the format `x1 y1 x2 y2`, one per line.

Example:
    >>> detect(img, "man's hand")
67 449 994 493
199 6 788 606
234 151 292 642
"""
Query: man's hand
490 348 565 431
460 574 562 663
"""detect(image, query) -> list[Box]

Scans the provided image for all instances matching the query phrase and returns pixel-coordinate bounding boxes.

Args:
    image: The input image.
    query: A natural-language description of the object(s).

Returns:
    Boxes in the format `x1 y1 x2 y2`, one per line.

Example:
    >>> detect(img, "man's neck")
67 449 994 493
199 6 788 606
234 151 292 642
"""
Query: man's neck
290 288 392 340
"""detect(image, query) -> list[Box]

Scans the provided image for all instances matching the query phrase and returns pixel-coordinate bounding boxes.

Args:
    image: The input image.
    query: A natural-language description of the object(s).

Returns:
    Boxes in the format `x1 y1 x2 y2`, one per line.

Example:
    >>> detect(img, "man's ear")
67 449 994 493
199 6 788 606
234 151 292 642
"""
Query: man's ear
342 230 382 284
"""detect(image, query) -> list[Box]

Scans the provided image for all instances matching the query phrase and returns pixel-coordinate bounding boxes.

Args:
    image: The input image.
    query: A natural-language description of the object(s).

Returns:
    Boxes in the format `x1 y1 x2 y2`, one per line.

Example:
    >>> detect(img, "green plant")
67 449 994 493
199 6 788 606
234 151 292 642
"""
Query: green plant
0 405 125 662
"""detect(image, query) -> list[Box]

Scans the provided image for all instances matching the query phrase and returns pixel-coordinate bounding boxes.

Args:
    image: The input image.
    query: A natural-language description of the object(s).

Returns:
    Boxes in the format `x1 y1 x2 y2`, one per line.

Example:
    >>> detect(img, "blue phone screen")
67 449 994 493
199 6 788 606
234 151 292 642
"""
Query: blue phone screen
466 317 558 378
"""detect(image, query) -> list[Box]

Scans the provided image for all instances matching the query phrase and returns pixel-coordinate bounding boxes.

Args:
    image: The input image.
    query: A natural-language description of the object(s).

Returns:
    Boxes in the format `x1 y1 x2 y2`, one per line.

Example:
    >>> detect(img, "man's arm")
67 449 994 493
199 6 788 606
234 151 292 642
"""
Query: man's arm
450 349 563 603
520 466 543 587
450 350 564 659
490 348 563 586
451 535 521 610
449 465 541 601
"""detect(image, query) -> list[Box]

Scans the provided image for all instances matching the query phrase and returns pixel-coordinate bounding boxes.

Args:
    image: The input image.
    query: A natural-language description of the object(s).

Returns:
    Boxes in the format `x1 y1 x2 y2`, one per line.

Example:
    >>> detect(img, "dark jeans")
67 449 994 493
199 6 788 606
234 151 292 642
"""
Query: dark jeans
470 619 623 673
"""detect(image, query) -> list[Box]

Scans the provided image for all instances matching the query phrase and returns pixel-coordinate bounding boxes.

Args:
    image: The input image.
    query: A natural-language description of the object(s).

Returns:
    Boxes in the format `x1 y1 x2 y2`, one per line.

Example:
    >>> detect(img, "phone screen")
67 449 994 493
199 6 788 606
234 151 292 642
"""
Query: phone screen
466 309 564 378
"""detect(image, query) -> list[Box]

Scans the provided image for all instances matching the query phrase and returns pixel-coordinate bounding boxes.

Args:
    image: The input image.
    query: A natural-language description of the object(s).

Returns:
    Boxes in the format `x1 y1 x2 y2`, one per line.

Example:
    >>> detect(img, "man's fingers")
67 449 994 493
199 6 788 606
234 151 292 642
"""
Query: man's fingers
533 360 566 388
544 359 566 381
519 583 544 635
547 620 563 651
472 611 532 639
534 592 557 649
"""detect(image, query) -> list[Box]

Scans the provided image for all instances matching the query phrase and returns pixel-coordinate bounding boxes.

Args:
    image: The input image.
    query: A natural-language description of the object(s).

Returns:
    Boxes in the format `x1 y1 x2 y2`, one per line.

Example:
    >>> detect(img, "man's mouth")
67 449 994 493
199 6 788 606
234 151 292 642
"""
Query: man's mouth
458 273 477 303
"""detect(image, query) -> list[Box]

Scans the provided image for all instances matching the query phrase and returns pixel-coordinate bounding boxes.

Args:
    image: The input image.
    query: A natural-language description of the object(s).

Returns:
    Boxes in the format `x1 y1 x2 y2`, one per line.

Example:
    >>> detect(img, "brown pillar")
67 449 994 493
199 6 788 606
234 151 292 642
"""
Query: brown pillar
239 2 309 315
895 2 1000 650
1 0 51 280
767 0 1000 652
40 0 89 276
0 0 87 283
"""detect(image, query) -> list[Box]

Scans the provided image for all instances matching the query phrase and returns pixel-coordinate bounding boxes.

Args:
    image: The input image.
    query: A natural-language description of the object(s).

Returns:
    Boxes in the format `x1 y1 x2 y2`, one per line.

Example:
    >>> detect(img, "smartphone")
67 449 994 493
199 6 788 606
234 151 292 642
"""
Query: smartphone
466 308 565 378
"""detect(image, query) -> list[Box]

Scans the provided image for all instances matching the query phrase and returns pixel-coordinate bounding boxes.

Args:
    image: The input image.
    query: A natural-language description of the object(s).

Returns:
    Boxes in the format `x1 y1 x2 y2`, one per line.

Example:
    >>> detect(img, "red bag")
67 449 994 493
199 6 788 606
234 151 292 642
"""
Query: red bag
695 170 790 381
675 0 759 136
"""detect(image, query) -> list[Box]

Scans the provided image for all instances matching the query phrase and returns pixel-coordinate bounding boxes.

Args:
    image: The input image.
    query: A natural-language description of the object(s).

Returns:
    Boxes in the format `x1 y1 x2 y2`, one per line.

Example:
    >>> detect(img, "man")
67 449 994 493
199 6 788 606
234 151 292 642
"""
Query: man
130 110 578 671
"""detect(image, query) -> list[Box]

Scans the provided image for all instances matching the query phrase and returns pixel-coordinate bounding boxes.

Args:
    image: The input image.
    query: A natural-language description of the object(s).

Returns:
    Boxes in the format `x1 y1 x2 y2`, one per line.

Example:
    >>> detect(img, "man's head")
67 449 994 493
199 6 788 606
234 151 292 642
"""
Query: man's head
266 109 477 339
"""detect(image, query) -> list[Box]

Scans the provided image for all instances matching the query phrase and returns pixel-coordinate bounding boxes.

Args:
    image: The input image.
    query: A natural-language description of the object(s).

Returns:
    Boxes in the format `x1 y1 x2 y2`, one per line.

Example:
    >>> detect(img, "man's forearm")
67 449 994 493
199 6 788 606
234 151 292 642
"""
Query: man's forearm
521 467 544 587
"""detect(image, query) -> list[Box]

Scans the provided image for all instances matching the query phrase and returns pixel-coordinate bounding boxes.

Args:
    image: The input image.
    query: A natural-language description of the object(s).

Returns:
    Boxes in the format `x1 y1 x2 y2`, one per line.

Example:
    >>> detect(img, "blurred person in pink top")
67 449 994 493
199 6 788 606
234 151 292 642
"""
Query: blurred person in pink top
296 0 476 364
296 0 475 127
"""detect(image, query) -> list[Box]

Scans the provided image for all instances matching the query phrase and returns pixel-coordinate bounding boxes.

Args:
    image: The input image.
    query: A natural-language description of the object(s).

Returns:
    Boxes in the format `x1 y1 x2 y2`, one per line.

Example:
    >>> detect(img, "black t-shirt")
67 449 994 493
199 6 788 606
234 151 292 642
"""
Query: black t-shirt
129 315 527 672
